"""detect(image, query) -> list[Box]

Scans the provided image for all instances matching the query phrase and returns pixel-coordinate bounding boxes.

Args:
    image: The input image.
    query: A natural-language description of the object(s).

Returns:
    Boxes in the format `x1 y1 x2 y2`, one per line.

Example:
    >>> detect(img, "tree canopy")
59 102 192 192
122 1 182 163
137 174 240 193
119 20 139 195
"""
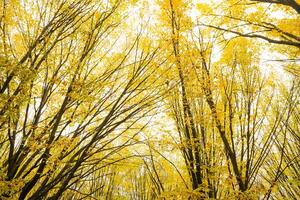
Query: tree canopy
0 0 299 199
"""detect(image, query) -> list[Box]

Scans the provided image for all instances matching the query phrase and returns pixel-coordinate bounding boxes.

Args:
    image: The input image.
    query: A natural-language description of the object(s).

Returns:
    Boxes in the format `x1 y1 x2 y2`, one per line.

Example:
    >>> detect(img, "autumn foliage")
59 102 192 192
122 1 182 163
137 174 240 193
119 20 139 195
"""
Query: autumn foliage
0 0 299 199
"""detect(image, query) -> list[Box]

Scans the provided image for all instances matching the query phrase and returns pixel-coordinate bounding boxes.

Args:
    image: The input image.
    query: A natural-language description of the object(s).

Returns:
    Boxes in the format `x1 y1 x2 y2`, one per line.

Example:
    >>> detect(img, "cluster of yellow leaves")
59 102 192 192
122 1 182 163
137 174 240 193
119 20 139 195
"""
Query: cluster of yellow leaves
0 169 24 199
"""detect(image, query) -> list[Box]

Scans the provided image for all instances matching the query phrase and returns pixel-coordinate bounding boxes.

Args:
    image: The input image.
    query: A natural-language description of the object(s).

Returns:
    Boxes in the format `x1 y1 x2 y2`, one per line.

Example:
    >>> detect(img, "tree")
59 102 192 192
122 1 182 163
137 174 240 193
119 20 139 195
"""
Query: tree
0 0 163 199
0 0 298 199
156 0 298 198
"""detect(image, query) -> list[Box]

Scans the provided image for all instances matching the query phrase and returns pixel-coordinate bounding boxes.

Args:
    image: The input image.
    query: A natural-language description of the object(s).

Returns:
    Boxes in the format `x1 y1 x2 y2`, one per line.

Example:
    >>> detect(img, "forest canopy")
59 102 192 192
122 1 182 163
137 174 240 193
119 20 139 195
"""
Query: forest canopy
0 0 299 199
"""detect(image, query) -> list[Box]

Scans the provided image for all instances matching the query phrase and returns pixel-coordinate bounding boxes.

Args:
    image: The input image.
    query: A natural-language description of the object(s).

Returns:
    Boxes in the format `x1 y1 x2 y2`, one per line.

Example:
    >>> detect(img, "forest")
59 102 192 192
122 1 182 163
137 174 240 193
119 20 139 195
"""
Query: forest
0 0 299 199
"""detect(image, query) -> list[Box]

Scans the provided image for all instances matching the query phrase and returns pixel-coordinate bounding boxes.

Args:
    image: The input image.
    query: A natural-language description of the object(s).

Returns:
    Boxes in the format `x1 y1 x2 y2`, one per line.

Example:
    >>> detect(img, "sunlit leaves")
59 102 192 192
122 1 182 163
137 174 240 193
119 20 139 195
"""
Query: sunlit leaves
0 0 298 199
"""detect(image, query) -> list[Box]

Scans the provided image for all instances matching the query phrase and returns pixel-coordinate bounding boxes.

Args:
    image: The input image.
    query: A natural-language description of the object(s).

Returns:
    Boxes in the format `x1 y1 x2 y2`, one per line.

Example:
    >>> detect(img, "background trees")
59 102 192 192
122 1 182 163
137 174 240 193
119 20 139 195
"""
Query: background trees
0 0 298 199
